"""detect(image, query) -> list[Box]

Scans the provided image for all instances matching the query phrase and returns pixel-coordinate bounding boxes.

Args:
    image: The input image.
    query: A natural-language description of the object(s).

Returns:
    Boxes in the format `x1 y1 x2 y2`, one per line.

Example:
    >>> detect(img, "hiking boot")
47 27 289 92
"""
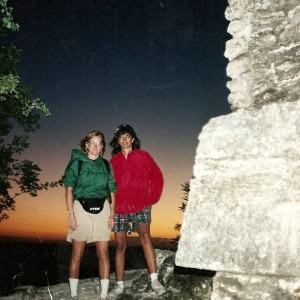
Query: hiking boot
151 279 166 295
108 285 123 298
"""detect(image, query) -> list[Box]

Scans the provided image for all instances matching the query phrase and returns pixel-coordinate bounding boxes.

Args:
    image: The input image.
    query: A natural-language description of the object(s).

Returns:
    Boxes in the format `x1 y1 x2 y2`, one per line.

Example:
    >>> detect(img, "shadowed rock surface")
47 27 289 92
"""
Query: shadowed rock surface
1 250 215 300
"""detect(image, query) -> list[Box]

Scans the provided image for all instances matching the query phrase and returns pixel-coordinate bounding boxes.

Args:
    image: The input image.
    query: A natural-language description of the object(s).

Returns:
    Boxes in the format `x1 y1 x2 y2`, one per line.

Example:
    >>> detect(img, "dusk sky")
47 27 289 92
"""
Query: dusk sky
0 0 231 240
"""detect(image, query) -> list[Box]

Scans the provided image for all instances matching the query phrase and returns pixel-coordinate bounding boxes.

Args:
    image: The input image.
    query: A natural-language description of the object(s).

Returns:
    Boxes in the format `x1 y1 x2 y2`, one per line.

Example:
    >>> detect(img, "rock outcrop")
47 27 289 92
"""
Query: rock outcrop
1 250 214 300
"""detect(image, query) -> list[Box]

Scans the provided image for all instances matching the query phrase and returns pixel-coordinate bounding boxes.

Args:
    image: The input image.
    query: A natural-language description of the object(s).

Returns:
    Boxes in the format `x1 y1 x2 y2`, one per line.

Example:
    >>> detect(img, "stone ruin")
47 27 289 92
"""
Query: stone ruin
176 0 300 299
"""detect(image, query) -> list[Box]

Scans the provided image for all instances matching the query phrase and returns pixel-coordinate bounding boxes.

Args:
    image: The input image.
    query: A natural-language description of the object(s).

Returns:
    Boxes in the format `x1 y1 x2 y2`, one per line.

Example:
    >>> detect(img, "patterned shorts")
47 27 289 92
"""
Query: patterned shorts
112 206 152 234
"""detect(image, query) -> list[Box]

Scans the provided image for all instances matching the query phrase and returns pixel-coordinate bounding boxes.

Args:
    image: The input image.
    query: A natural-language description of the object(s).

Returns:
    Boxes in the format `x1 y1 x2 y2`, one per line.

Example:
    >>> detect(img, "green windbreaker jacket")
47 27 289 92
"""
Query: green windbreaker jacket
63 149 116 200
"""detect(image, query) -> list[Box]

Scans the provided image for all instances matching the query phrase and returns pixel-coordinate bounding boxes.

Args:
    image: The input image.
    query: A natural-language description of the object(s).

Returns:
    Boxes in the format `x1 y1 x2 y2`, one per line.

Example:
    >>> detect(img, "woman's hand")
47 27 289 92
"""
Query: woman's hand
108 214 115 229
68 214 77 231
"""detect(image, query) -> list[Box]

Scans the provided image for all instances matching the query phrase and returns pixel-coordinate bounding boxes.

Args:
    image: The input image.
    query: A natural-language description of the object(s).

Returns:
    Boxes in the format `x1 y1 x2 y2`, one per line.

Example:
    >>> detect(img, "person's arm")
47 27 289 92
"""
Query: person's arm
148 154 164 204
107 161 117 228
65 186 77 231
108 192 115 229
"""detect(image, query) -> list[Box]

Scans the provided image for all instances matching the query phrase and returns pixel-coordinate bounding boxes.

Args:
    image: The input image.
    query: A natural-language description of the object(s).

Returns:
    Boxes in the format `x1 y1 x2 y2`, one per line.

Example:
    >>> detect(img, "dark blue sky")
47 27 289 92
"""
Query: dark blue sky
2 0 231 238
10 0 230 150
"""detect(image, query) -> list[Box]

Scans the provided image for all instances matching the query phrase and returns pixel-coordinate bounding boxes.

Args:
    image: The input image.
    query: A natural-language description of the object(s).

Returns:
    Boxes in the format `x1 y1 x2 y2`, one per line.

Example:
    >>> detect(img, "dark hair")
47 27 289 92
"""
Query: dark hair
80 130 106 154
109 124 141 156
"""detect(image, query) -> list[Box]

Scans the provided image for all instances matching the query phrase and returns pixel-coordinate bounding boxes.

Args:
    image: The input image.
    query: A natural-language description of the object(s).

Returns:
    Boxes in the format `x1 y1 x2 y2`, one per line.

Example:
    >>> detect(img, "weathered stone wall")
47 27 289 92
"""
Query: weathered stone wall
176 101 300 274
176 0 300 299
225 0 300 110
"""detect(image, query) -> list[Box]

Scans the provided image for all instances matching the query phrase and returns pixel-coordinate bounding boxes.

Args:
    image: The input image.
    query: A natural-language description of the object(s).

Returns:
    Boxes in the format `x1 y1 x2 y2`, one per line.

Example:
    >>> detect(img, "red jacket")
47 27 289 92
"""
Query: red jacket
110 149 164 214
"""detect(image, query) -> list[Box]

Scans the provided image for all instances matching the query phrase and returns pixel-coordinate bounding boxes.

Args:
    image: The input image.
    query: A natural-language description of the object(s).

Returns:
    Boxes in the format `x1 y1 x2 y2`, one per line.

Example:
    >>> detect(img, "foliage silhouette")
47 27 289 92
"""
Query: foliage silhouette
174 180 190 234
0 0 62 221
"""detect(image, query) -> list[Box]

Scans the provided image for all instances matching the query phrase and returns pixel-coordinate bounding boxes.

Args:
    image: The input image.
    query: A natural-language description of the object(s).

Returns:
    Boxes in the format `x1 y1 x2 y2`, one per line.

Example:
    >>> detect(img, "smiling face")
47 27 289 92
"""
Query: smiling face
86 135 103 159
118 132 134 152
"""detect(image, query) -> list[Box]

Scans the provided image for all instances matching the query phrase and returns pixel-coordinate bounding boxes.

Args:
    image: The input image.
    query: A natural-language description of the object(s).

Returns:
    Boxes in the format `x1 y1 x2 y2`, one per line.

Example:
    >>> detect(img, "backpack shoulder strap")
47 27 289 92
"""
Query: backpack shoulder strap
102 158 110 175
102 158 112 204
77 160 83 176
75 160 83 187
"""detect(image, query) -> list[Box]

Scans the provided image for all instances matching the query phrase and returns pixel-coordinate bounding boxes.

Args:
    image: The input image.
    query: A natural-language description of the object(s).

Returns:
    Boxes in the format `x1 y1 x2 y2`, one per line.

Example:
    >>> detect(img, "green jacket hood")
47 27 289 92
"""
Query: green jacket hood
70 148 91 162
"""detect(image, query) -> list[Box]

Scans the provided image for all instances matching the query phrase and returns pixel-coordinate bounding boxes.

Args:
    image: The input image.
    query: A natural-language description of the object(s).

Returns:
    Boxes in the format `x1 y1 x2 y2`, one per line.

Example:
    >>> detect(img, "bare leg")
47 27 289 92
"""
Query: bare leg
137 224 157 274
96 241 110 298
95 241 110 279
69 240 86 278
114 232 127 281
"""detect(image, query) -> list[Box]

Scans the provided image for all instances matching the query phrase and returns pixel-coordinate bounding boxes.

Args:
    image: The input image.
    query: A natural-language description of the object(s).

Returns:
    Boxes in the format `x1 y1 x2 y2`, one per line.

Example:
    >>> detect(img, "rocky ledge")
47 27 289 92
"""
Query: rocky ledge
1 250 215 300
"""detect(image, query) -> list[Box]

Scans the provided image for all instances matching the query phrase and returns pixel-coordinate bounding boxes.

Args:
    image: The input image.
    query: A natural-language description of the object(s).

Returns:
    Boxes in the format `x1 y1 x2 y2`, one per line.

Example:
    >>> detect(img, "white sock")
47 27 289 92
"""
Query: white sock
69 278 79 297
116 281 124 289
100 279 109 298
150 273 158 282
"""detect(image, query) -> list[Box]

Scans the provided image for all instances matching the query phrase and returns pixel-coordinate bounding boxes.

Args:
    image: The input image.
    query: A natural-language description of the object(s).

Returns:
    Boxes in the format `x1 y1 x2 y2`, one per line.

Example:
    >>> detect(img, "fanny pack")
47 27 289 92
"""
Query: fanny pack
77 198 107 214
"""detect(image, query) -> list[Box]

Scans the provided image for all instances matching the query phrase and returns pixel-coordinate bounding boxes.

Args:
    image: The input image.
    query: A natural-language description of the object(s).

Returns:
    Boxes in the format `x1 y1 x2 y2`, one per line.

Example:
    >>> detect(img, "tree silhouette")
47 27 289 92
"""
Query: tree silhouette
174 180 190 234
0 1 62 221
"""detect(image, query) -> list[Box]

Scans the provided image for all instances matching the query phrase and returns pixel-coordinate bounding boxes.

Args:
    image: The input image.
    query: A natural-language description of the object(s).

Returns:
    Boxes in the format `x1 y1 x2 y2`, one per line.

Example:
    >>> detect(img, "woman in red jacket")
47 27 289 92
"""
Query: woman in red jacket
108 124 166 297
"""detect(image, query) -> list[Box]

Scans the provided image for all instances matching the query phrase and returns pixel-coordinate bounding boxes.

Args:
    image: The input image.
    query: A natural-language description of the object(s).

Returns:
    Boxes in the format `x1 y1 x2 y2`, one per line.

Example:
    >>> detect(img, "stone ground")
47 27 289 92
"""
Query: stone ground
0 251 214 300
0 269 213 300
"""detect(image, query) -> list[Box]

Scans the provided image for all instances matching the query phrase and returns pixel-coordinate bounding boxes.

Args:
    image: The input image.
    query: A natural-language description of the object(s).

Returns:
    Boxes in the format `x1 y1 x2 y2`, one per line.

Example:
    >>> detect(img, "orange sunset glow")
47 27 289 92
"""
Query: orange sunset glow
0 157 187 241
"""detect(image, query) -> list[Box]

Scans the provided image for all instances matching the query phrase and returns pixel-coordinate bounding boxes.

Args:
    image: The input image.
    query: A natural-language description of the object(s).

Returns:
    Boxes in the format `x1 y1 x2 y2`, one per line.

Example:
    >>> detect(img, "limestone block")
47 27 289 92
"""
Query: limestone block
249 30 277 49
227 77 249 94
226 56 250 79
212 272 300 300
227 19 252 38
278 5 300 42
176 101 300 277
288 5 300 26
250 11 286 30
247 0 297 12
225 39 249 61
264 0 300 12
248 0 271 11
225 0 248 21
225 0 299 110
227 72 254 109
